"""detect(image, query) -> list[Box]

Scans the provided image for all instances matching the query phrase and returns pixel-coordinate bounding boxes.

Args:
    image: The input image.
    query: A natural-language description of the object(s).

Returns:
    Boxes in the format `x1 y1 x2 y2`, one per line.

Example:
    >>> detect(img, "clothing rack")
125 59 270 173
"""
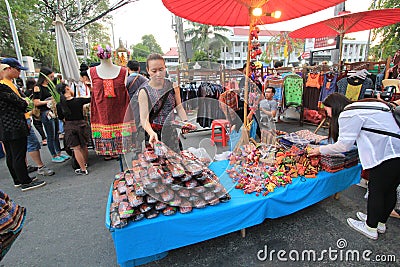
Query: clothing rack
343 61 386 74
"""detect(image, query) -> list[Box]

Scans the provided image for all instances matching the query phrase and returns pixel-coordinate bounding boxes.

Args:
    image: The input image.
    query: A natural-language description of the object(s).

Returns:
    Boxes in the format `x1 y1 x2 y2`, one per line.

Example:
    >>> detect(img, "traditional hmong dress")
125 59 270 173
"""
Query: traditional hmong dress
89 67 136 155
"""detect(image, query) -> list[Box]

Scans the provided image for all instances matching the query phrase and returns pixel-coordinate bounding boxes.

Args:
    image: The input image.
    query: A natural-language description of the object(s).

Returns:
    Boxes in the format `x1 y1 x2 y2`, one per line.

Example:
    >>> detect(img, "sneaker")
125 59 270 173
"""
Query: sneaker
347 218 378 240
27 165 38 173
20 180 46 192
356 212 386 233
37 165 55 176
14 176 38 188
59 154 71 160
75 169 88 175
52 156 65 163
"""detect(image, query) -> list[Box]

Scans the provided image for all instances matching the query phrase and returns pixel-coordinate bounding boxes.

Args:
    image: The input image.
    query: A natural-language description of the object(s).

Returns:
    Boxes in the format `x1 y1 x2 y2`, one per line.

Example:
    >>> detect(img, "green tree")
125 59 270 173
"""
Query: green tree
184 22 232 62
0 0 56 66
0 0 129 70
192 51 209 62
369 0 400 60
130 34 163 61
131 43 150 62
141 35 163 54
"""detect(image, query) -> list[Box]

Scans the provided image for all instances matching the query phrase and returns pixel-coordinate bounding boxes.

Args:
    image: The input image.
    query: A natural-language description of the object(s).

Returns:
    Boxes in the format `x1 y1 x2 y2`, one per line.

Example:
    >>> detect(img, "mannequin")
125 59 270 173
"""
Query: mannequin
89 45 135 157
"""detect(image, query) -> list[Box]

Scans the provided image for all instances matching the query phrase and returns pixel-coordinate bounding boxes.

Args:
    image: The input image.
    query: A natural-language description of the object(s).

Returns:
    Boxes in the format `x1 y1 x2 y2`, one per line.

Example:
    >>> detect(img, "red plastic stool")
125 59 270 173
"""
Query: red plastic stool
211 119 230 147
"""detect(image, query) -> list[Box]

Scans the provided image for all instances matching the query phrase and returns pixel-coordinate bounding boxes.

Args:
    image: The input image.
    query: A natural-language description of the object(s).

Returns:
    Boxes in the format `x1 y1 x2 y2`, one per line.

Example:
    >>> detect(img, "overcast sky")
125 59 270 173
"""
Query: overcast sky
111 0 373 53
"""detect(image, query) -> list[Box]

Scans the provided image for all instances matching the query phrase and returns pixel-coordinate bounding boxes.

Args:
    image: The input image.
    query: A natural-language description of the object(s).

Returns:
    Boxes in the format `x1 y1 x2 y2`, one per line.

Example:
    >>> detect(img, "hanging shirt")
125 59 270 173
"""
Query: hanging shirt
284 75 303 107
305 73 321 89
319 73 337 102
345 84 363 101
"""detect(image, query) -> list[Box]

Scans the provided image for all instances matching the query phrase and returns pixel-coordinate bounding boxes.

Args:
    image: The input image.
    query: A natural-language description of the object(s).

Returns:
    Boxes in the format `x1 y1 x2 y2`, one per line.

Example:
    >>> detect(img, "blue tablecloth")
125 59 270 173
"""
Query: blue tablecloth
105 160 361 266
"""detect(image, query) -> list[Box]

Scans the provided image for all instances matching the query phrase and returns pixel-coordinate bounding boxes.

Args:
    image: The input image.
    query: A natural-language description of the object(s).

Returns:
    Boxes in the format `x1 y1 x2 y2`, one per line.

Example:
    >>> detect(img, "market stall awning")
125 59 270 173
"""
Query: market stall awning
289 8 400 70
289 8 400 38
162 0 345 26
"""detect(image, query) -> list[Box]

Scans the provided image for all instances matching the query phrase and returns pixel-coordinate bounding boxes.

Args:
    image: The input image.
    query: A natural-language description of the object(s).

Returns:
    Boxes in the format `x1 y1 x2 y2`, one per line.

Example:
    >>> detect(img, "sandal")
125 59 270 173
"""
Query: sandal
390 209 400 219
103 156 119 161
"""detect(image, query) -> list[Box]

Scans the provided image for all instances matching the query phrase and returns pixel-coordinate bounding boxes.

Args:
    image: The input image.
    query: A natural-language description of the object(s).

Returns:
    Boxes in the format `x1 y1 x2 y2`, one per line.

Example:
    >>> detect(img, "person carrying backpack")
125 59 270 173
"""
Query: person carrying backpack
309 93 400 240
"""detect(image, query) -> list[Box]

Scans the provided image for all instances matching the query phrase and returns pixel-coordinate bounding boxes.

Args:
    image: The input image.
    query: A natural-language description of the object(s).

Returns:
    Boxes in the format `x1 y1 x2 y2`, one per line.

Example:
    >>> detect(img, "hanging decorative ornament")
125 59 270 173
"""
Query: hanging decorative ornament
250 25 262 60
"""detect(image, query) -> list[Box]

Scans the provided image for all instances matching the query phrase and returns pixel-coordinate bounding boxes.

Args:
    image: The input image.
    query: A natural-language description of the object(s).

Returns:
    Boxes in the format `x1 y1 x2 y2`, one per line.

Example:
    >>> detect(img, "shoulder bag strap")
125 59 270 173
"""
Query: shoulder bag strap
361 127 400 139
127 75 140 91
344 105 390 112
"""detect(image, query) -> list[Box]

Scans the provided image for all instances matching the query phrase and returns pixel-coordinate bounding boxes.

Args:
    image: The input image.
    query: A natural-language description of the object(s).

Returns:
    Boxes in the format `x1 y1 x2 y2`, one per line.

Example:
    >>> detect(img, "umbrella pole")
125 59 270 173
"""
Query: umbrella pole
243 14 252 127
233 10 253 152
338 33 344 72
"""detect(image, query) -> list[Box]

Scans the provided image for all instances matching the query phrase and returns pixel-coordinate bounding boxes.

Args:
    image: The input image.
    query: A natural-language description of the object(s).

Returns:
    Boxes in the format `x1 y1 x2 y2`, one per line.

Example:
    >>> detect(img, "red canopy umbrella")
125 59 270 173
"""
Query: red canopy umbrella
289 8 400 67
162 0 344 148
162 0 344 26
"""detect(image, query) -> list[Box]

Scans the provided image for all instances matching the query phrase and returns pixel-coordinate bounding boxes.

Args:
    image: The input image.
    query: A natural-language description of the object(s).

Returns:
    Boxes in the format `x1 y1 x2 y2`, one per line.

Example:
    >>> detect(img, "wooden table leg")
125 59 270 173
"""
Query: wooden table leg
314 117 326 134
240 228 246 238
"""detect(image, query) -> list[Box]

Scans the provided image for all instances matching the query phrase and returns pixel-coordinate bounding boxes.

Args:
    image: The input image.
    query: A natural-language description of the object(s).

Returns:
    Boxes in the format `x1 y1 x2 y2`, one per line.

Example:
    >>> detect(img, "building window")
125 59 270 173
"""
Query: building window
166 58 178 63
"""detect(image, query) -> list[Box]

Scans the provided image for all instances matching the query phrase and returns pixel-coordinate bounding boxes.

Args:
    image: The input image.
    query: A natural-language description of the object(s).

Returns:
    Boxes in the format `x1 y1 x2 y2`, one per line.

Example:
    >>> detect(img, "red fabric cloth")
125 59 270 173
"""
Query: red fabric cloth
90 67 132 125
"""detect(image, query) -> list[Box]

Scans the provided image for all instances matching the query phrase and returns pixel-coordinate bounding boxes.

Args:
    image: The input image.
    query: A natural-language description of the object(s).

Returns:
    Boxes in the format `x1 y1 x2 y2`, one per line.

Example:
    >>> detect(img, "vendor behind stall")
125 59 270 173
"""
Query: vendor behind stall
138 53 192 152
258 87 277 144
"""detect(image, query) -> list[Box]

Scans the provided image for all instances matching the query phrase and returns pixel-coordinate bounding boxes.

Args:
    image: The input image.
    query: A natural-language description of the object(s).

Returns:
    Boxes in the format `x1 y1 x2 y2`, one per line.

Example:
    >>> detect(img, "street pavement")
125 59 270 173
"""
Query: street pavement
0 118 399 267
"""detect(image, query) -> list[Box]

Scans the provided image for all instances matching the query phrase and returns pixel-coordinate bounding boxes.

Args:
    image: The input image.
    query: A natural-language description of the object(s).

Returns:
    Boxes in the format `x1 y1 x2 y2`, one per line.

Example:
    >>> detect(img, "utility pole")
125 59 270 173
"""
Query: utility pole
4 0 26 87
111 23 116 49
77 0 87 62
174 15 187 64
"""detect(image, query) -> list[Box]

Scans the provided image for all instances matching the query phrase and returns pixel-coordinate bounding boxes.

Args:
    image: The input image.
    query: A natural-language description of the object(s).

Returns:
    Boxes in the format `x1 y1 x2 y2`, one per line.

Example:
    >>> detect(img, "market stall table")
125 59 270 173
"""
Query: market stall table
105 160 361 267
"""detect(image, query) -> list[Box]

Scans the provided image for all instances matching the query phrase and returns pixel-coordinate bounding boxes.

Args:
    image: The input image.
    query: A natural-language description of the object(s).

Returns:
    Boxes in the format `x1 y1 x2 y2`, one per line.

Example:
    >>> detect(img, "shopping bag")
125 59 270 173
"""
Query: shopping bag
249 120 258 139
229 128 241 151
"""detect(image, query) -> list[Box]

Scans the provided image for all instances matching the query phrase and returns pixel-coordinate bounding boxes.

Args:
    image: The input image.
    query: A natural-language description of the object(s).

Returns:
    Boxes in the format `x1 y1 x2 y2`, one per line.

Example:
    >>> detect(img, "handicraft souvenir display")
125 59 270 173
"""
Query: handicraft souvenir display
228 144 321 196
228 128 359 196
109 142 230 228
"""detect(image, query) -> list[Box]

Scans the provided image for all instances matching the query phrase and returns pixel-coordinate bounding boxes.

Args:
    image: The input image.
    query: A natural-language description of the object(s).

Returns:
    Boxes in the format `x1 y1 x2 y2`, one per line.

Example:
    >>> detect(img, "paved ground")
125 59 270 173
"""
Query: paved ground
0 118 399 266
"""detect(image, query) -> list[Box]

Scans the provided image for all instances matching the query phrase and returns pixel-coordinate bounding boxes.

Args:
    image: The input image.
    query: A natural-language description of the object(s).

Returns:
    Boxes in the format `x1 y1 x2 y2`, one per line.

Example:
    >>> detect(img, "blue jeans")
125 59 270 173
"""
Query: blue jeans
40 111 61 157
26 118 41 152
59 120 64 134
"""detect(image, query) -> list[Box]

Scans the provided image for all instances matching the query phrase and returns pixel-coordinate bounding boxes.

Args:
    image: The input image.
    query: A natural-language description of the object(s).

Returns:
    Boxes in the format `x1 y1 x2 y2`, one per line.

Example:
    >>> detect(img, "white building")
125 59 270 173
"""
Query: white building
163 47 179 68
218 28 280 69
171 27 368 68
305 37 368 64
218 28 368 67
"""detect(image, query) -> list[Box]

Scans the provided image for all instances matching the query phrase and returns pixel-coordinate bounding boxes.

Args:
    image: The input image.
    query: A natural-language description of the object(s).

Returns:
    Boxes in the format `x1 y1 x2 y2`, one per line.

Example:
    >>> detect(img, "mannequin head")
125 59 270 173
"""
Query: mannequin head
97 45 112 60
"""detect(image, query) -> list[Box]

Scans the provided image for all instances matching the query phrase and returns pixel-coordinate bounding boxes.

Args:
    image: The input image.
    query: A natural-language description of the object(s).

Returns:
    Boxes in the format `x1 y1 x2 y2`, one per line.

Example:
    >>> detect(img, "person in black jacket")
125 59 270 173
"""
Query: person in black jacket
0 80 46 191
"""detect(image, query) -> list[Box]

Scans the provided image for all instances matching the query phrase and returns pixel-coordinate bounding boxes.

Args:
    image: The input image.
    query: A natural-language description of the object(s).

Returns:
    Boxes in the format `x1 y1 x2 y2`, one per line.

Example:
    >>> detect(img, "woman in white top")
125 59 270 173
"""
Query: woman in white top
309 93 400 240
